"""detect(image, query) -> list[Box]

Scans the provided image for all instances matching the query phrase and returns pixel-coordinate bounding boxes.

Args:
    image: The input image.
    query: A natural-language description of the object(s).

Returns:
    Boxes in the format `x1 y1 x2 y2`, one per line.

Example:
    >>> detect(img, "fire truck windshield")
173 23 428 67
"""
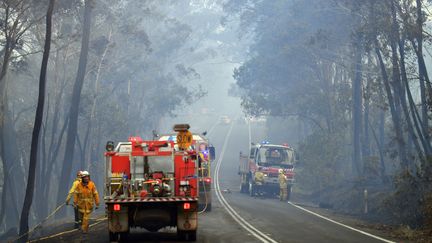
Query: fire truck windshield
257 147 295 168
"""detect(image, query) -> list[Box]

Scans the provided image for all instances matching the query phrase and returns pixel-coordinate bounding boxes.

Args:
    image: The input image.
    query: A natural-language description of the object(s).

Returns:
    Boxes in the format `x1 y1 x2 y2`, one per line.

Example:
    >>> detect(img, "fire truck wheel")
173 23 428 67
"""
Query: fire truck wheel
178 230 197 241
119 232 129 241
109 232 119 242
240 182 247 193
287 185 292 201
248 179 255 197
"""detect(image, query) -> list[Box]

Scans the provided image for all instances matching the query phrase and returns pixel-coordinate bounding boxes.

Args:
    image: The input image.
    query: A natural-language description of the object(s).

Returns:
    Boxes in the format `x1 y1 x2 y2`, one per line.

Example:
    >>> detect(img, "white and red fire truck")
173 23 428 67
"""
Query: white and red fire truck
239 142 297 199
104 125 199 241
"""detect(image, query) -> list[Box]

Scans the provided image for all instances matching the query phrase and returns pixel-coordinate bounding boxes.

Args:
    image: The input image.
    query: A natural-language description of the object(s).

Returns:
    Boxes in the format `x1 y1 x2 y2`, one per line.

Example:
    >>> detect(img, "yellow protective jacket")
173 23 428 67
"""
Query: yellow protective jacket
254 171 265 184
278 173 288 188
66 178 81 203
74 181 100 213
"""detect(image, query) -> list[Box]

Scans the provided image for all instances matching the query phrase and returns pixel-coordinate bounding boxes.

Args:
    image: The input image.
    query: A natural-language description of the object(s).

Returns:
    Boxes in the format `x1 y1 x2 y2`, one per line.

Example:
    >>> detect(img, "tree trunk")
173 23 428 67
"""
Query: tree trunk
352 33 363 177
398 37 426 163
413 0 431 156
19 0 55 240
56 0 94 207
389 0 409 169
363 58 371 160
375 44 409 169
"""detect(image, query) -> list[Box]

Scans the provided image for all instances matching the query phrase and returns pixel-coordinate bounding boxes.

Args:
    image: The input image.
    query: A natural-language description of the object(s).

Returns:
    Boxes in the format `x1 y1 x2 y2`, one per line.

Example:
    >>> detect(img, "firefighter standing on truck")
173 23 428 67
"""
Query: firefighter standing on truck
66 170 83 228
74 171 100 233
254 167 265 197
198 143 209 177
278 169 288 201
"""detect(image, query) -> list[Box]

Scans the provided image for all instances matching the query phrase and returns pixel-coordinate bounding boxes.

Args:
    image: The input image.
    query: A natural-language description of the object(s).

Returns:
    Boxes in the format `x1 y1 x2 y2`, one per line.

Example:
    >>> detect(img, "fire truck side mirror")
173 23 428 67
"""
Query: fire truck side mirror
209 146 215 161
295 151 300 163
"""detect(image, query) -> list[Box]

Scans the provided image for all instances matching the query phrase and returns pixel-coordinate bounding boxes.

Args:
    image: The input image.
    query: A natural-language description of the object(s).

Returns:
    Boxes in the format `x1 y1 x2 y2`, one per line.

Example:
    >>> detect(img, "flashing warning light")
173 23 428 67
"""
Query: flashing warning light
283 143 289 147
183 202 191 210
113 204 121 211
204 178 211 183
261 140 270 144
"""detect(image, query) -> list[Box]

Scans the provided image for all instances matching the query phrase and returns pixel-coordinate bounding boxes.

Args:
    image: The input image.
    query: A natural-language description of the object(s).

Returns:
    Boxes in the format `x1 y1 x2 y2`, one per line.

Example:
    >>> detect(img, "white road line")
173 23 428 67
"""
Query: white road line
214 123 278 243
288 202 395 243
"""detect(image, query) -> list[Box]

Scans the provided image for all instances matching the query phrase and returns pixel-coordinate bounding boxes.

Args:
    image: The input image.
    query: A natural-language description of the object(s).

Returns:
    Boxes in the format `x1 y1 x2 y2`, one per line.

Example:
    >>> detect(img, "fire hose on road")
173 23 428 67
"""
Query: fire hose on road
10 203 106 243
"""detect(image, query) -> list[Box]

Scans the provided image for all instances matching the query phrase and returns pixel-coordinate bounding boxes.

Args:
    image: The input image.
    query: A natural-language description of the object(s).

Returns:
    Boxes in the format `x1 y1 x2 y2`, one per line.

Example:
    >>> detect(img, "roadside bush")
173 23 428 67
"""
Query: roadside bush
296 129 350 195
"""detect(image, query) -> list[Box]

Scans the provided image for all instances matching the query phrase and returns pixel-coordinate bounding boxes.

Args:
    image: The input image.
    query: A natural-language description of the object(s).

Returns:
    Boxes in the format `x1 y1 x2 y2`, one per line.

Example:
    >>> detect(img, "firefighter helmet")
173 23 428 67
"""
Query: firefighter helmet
77 170 83 177
278 169 283 174
81 171 90 177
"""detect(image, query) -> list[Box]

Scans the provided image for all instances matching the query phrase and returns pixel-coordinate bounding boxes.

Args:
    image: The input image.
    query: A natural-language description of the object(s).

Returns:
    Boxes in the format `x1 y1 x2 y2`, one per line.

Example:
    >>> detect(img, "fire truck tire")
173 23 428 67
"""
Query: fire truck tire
240 182 247 193
248 179 255 197
109 232 119 242
287 185 292 201
178 230 197 241
119 232 129 242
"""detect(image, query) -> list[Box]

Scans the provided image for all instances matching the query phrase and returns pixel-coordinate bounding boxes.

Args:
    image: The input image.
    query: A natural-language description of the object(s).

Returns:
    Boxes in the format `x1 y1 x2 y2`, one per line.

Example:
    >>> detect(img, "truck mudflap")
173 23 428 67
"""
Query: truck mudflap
177 201 198 231
108 204 129 233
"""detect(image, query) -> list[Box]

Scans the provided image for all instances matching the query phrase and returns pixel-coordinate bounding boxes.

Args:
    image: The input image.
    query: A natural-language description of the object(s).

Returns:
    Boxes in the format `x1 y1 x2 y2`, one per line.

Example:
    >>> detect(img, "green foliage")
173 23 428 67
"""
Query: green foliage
384 170 425 228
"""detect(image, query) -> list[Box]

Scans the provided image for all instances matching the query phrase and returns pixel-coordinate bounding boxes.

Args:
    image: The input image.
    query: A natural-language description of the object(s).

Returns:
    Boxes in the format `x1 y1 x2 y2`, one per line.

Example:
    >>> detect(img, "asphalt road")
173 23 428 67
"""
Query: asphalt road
33 119 396 243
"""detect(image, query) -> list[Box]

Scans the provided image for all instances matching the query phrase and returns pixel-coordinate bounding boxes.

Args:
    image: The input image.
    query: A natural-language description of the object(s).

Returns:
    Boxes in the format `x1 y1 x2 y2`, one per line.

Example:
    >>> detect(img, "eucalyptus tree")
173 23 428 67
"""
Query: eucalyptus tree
0 0 44 231
19 0 55 240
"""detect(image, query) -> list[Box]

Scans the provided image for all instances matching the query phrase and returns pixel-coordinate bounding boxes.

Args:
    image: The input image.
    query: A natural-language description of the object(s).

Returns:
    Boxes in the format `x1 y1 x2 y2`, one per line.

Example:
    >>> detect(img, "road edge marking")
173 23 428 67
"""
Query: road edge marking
288 202 395 243
213 122 278 243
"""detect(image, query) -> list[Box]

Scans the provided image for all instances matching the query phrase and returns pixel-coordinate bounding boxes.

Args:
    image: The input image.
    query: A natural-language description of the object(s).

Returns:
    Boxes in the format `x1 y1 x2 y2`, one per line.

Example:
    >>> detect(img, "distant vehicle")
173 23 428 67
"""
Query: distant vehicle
239 142 297 200
219 115 231 125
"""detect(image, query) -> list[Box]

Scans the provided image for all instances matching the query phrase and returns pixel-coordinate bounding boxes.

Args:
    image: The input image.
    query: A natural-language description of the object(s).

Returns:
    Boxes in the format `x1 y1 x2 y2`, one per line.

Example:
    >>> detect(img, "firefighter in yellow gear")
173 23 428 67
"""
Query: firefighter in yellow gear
73 171 100 233
278 169 288 201
66 171 82 229
254 167 265 197
198 143 210 177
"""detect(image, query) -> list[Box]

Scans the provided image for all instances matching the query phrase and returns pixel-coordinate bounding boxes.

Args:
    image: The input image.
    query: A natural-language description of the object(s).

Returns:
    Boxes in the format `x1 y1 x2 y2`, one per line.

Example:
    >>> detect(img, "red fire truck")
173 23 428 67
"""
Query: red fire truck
239 142 297 200
104 125 199 241
157 133 215 212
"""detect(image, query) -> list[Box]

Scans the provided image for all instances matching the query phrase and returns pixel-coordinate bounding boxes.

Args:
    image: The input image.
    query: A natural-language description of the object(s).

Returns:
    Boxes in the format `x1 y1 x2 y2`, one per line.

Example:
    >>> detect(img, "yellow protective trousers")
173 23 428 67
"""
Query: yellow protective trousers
280 188 288 201
78 210 91 232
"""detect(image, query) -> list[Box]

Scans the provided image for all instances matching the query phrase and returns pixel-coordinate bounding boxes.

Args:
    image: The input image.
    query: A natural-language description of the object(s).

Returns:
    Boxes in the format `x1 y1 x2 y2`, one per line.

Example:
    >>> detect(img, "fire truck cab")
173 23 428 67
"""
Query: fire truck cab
104 125 199 241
